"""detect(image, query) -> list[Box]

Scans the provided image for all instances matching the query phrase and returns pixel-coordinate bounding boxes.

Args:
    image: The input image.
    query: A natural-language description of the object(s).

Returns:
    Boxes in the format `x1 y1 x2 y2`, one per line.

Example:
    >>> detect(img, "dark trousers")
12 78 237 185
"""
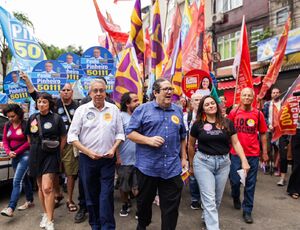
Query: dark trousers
230 155 259 214
279 135 289 173
287 129 300 195
80 154 115 230
189 175 200 202
78 169 86 209
136 169 183 230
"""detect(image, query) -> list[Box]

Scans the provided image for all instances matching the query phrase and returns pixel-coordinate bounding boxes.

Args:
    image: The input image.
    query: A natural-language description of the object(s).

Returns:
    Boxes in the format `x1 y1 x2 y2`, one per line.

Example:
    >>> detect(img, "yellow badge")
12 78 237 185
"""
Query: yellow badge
171 115 180 124
103 113 112 122
247 119 255 127
30 125 38 133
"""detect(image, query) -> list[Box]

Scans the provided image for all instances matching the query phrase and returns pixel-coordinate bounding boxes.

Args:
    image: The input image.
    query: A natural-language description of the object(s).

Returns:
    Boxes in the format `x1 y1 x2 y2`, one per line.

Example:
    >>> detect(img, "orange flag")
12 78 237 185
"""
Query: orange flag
182 0 206 73
166 4 182 58
232 16 253 105
272 74 300 142
258 15 291 100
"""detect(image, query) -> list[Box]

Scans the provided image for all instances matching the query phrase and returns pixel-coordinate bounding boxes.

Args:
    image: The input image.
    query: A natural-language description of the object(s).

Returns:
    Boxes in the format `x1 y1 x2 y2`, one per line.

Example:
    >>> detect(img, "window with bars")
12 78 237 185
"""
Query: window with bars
250 26 264 48
217 31 240 60
276 7 289 25
216 0 243 13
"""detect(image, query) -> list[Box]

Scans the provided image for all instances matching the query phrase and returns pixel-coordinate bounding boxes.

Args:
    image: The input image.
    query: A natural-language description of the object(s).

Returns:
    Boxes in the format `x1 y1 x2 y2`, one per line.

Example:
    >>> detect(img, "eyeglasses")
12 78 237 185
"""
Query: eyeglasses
92 88 106 94
160 87 174 93
61 89 71 92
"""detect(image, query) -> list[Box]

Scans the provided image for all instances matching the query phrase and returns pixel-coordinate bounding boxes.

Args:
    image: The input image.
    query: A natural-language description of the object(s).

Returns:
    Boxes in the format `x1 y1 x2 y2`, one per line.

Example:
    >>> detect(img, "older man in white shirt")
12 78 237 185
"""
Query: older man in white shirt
68 79 124 230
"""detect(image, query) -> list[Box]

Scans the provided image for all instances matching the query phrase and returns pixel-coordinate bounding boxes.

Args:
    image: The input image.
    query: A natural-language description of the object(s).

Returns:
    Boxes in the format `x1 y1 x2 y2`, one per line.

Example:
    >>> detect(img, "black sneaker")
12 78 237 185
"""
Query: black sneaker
190 201 201 210
119 204 130 217
74 207 87 223
233 198 241 210
243 212 253 224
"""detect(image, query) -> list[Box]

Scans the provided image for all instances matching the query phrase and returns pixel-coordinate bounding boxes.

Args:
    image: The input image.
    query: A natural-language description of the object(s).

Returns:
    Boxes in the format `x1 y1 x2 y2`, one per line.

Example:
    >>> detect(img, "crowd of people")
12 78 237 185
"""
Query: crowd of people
0 75 299 230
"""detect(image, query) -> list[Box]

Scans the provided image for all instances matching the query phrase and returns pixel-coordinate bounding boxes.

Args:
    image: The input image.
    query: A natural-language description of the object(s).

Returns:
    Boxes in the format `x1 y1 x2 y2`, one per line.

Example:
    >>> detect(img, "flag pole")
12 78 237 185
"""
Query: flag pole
107 33 120 62
233 66 239 106
163 0 170 43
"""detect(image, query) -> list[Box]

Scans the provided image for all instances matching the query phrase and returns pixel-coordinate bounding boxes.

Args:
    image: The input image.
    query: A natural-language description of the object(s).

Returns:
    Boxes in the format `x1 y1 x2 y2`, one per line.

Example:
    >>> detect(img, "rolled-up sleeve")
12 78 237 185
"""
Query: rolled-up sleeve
115 110 125 141
67 106 83 144
125 106 143 135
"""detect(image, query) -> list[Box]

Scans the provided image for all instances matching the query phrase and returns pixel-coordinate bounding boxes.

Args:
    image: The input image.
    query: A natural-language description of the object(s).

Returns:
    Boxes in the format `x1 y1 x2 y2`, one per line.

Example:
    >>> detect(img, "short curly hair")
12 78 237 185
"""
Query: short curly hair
3 104 24 120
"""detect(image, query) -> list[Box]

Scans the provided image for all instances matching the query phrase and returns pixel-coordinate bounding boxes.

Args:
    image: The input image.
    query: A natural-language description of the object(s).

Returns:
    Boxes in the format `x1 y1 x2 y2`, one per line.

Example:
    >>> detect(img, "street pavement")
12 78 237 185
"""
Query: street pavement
0 170 300 230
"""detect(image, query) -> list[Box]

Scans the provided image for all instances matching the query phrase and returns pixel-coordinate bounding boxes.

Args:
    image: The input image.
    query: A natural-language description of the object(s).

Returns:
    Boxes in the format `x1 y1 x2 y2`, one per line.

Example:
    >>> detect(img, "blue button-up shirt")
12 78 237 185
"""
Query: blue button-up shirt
126 101 186 179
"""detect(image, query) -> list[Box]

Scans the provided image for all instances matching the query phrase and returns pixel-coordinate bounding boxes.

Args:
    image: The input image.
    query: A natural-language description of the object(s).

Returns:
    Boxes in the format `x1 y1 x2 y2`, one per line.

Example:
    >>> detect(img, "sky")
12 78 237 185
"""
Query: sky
1 0 151 51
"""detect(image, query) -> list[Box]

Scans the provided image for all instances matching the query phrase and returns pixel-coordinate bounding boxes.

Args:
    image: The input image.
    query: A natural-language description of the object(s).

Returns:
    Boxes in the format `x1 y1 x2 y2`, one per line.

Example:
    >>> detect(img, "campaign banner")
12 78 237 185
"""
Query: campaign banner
272 74 300 141
30 60 67 97
0 7 46 72
181 69 211 98
81 46 114 77
257 27 300 62
57 53 84 85
79 74 115 96
4 71 29 103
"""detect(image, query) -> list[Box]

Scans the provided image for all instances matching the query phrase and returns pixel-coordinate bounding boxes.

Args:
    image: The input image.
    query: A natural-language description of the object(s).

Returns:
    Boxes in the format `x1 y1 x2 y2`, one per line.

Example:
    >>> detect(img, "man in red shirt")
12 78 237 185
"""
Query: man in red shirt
228 87 268 224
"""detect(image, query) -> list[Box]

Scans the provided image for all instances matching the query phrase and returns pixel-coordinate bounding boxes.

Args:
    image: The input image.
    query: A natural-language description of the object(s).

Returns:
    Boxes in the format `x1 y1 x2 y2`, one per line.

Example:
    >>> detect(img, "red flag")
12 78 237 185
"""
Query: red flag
232 16 253 105
258 15 291 100
166 4 182 58
93 0 129 43
272 75 300 142
182 0 207 73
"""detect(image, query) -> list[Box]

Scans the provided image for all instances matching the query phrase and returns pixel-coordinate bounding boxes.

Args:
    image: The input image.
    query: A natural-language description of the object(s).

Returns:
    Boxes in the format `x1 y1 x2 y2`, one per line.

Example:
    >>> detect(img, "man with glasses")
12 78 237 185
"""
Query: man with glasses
68 79 124 230
127 78 187 230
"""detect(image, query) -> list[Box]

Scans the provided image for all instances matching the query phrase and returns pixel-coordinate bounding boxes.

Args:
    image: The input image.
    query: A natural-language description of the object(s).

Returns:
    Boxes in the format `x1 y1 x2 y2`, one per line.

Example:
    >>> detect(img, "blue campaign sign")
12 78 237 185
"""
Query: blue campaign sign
0 7 47 72
79 74 115 96
57 53 84 85
4 71 29 103
31 60 67 96
257 27 300 61
81 46 114 77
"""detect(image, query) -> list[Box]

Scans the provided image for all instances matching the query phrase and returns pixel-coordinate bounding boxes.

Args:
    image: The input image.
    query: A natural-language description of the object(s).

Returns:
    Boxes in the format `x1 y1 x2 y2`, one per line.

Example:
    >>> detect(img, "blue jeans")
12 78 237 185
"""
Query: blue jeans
189 175 200 202
193 152 230 230
230 155 259 214
9 151 33 211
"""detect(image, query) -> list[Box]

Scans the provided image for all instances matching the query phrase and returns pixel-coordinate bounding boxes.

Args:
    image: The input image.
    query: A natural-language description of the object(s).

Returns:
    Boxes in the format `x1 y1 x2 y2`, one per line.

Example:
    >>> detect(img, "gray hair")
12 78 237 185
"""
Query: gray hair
89 79 107 93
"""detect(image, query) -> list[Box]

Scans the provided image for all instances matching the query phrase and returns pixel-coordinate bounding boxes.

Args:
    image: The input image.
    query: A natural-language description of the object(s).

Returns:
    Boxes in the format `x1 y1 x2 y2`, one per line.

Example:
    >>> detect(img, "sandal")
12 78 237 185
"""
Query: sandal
66 201 78 212
291 193 299 199
54 195 64 208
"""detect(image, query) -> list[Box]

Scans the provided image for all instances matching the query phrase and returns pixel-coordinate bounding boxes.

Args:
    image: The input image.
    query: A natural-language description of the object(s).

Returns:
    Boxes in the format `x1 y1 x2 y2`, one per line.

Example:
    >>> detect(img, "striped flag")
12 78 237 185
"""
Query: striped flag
162 35 182 101
112 47 143 106
151 0 167 79
166 4 182 58
147 0 167 97
127 0 145 63
181 0 192 44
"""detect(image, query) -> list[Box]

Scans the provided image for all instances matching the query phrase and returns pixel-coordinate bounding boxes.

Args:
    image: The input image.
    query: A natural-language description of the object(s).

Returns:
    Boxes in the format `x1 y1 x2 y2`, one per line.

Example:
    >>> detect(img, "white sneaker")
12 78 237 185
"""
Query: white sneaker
45 220 55 230
40 213 47 228
17 201 34 211
277 178 286 186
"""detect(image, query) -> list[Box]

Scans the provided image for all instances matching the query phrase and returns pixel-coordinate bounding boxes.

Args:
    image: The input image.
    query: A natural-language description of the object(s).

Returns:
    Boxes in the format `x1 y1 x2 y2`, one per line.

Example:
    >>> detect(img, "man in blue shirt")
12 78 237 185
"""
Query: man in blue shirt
117 92 140 217
127 78 187 230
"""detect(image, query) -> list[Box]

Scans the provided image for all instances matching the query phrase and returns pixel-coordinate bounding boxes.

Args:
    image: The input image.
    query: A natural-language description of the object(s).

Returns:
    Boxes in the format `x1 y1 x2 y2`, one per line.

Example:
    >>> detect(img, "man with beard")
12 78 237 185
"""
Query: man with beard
263 87 289 185
127 79 187 230
117 92 140 217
